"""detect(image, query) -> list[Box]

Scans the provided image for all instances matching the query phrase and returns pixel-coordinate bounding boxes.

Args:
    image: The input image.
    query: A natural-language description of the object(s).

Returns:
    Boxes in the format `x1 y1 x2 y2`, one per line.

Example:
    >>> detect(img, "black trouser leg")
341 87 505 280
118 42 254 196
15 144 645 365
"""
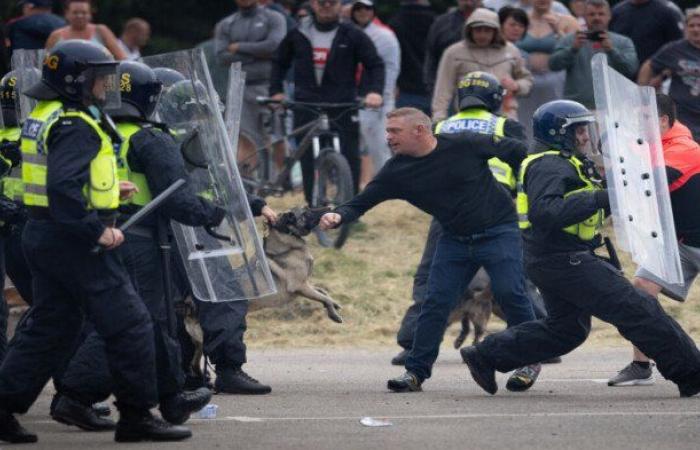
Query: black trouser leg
478 252 700 384
197 299 249 369
58 233 184 404
0 221 158 414
0 241 7 363
4 222 33 305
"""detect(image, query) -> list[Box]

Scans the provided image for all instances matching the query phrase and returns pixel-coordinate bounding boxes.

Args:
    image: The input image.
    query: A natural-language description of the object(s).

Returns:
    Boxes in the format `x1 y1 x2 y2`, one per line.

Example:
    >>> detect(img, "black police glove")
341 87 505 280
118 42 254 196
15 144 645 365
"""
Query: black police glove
208 206 227 227
0 141 22 168
594 189 610 210
0 195 26 225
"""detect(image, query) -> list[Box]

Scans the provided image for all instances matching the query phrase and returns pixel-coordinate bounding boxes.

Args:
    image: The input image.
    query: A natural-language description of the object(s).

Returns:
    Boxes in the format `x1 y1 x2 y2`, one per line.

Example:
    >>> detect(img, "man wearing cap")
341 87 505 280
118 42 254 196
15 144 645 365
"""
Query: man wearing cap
6 1 65 51
351 0 401 178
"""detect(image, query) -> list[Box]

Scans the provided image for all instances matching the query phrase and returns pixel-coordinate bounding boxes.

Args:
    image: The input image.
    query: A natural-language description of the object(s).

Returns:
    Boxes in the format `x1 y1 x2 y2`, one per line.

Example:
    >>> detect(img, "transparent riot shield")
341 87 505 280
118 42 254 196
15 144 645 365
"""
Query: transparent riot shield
10 49 44 123
224 63 245 159
142 49 275 302
592 53 683 286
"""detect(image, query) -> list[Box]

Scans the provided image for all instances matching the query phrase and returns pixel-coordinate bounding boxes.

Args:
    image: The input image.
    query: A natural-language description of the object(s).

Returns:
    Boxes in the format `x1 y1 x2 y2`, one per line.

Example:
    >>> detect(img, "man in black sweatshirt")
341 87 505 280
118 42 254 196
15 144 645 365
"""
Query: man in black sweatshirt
270 0 384 204
319 107 536 392
460 100 700 398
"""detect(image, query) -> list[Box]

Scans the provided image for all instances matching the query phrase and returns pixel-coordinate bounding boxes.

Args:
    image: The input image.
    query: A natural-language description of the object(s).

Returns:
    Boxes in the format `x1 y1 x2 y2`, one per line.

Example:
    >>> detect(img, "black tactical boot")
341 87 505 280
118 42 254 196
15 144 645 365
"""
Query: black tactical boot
114 410 192 443
461 346 498 395
159 387 212 425
214 366 272 395
0 409 38 444
391 349 409 366
51 395 116 431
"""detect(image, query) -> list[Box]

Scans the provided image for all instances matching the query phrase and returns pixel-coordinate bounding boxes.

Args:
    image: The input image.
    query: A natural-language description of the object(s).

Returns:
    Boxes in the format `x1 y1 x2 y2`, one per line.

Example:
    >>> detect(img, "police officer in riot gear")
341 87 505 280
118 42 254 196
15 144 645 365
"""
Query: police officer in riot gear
0 40 190 443
0 70 23 363
50 60 225 431
436 71 525 190
462 100 700 397
0 69 39 312
158 74 276 396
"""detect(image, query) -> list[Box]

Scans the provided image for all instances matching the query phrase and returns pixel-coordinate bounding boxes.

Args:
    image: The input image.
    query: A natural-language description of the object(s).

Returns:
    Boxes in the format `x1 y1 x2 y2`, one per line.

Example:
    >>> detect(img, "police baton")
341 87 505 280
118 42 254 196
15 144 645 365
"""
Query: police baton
90 178 186 255
603 236 622 271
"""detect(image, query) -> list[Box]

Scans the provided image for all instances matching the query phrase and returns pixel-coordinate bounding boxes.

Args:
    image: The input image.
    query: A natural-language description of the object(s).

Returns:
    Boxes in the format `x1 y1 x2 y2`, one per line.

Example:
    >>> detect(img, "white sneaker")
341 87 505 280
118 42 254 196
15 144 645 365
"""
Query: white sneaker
607 362 655 386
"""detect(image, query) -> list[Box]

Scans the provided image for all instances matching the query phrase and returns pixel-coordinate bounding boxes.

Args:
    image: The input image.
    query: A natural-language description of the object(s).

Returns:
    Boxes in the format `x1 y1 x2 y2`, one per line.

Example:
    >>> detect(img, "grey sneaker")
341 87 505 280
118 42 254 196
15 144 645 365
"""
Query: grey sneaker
607 362 655 387
506 364 541 392
387 371 423 392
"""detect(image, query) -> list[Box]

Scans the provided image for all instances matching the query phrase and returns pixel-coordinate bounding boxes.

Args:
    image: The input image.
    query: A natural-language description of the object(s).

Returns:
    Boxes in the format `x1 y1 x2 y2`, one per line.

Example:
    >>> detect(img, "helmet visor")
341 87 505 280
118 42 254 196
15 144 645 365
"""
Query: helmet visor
83 63 121 110
572 119 604 171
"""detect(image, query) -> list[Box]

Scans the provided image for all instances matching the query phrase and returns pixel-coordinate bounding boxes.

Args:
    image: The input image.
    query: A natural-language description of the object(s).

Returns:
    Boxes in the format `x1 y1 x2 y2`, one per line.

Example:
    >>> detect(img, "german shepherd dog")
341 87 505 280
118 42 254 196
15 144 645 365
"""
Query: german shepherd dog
180 207 343 378
250 207 343 323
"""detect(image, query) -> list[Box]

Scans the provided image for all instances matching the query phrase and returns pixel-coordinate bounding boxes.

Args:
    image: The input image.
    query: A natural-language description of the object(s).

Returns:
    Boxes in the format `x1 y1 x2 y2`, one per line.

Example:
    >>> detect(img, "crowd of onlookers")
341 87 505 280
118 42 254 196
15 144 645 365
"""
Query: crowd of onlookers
2 0 700 183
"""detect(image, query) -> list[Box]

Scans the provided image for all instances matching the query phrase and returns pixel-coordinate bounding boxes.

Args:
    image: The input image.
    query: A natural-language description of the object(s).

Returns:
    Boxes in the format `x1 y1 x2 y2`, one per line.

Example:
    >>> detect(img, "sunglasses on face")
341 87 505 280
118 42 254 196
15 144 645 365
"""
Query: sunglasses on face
317 0 340 6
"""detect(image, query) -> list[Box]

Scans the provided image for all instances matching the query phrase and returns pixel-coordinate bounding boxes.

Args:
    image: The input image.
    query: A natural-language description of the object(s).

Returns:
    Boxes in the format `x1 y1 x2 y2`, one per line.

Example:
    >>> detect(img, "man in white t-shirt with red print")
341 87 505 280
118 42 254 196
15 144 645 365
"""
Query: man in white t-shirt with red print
271 0 385 205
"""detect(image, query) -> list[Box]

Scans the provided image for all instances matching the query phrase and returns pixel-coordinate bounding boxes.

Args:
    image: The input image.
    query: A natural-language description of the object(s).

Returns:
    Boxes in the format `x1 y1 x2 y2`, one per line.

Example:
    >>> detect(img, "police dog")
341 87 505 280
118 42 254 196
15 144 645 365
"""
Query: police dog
179 207 342 381
250 207 343 323
448 269 505 348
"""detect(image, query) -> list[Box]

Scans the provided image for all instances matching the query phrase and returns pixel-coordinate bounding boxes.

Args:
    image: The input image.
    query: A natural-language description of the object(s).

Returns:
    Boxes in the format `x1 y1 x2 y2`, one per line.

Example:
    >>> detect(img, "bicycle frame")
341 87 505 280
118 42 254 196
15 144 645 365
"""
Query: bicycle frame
244 110 343 196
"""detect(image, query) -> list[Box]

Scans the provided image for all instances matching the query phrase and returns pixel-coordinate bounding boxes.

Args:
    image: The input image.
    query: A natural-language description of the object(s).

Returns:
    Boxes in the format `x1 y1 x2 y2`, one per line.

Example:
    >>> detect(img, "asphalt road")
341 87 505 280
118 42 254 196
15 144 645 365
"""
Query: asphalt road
10 346 700 450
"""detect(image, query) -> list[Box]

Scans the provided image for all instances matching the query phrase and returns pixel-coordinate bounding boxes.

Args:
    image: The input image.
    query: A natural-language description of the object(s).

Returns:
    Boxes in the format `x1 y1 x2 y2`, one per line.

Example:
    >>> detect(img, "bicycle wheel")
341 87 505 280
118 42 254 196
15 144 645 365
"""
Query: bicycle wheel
237 134 268 196
314 150 354 249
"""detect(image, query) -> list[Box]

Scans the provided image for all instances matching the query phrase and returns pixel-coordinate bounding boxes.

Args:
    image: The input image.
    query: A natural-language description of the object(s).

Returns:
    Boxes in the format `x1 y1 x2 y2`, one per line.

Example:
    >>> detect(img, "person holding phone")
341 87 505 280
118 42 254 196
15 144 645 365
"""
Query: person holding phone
549 0 638 109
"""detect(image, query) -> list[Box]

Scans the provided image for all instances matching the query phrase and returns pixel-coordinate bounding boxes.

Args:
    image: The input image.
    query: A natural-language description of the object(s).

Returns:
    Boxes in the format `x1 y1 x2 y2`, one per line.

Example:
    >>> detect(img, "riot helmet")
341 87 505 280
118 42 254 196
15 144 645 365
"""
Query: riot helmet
157 78 211 125
456 71 505 113
153 67 186 89
1 71 19 127
24 40 121 109
108 61 163 120
532 100 597 155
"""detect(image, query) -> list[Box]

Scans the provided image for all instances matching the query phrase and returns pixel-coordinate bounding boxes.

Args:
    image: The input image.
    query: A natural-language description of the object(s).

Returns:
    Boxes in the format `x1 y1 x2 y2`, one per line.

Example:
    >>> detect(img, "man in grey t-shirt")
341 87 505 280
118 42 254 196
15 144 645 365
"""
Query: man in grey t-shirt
215 0 286 169
209 0 286 396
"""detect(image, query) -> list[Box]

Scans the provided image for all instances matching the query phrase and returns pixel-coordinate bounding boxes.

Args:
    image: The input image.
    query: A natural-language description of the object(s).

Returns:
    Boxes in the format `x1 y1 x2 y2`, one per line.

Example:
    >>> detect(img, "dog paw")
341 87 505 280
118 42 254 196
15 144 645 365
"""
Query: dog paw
453 336 466 349
326 306 343 324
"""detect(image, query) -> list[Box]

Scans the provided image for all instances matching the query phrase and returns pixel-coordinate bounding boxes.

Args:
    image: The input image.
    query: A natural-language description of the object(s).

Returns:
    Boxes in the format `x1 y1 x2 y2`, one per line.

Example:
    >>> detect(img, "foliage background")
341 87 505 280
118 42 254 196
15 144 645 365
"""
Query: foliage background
1 1 697 55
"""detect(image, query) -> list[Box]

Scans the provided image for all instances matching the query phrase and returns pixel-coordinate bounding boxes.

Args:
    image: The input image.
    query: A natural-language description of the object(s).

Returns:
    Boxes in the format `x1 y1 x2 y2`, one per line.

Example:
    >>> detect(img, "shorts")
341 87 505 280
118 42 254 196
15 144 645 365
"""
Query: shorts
240 84 269 148
635 241 700 301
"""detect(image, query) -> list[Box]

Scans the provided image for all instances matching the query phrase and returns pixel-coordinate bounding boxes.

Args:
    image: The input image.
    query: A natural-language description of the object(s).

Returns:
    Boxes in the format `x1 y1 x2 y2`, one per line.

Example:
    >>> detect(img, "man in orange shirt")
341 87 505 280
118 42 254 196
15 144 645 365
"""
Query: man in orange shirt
608 93 700 387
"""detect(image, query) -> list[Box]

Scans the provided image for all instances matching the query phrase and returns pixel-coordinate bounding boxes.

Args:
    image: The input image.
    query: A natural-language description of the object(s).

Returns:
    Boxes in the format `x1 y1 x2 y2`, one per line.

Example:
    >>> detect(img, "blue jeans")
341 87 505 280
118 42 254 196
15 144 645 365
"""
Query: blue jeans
405 222 535 381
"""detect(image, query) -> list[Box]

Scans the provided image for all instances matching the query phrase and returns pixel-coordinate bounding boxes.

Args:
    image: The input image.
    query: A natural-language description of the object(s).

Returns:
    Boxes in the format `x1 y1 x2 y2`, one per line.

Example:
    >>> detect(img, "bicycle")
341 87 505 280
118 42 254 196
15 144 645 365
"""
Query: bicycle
238 97 364 249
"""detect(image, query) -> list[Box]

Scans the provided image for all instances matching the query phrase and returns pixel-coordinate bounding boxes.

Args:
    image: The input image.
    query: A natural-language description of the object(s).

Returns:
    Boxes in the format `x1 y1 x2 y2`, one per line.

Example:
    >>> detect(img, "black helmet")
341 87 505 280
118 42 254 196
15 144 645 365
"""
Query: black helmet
2 68 41 127
25 40 120 107
456 71 505 113
109 61 163 119
157 79 210 125
533 100 595 153
153 68 186 89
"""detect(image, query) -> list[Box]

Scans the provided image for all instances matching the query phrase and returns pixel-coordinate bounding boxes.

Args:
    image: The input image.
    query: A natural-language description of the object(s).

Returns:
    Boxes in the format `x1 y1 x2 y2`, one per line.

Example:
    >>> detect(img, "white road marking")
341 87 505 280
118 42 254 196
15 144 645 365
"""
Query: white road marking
188 411 700 423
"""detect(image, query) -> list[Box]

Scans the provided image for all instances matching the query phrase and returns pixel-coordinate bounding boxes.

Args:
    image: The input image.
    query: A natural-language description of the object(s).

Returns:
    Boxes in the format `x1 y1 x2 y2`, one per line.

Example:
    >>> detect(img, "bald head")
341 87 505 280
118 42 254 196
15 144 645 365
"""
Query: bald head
122 18 151 48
